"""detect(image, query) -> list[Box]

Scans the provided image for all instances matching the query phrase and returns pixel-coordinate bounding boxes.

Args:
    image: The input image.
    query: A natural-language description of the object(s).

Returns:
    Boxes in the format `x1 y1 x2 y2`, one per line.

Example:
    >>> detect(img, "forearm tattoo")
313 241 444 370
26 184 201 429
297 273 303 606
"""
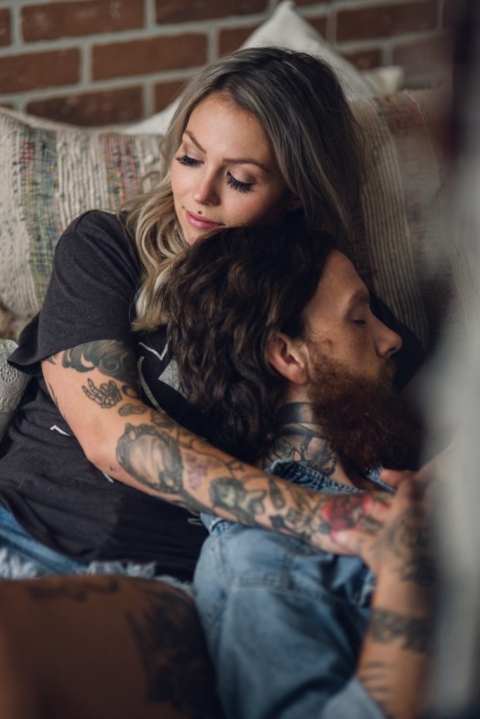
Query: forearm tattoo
119 404 148 416
383 508 435 589
367 608 432 654
116 412 387 544
58 342 389 546
359 608 432 719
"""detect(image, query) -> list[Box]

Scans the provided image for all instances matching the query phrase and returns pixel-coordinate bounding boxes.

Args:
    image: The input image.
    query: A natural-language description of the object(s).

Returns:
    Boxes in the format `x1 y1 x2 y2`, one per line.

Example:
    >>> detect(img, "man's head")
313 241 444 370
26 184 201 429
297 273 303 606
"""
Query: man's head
162 224 333 461
162 225 420 468
266 249 401 392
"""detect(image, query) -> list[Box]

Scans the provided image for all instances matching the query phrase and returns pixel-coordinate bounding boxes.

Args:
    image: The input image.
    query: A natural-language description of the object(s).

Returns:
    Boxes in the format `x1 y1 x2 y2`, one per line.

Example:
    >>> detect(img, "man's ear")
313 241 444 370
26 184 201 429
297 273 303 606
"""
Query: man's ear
286 194 302 213
266 333 308 385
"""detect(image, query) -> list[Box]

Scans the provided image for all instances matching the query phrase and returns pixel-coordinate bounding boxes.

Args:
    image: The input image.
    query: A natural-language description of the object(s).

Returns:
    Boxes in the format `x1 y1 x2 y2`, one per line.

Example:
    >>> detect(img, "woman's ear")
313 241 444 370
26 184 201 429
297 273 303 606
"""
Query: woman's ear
266 333 308 385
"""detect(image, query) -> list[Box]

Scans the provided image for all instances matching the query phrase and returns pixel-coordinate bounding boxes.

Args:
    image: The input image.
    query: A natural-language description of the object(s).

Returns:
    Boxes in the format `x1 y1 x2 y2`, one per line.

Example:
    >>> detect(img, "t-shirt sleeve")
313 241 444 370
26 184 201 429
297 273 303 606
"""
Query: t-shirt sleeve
9 210 140 375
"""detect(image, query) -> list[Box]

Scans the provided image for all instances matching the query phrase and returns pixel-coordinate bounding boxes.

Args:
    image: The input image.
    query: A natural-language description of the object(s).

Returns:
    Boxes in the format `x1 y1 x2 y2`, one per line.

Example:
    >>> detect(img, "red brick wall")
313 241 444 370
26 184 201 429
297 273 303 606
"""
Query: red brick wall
0 0 457 127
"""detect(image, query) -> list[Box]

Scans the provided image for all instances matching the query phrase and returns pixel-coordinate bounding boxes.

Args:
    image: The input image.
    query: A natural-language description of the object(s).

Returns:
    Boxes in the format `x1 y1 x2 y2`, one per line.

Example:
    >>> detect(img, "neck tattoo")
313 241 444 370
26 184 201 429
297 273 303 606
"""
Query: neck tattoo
264 402 337 477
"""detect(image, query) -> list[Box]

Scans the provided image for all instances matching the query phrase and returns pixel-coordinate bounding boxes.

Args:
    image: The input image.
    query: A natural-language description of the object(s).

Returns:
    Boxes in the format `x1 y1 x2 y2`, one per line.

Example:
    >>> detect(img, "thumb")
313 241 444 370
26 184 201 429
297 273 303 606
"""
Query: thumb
331 528 369 558
379 468 415 488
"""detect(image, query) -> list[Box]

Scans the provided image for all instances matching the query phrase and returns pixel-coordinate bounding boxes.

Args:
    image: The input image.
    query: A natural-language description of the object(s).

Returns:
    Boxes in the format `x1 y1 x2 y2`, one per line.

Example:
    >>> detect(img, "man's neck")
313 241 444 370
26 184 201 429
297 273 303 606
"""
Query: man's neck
263 402 371 490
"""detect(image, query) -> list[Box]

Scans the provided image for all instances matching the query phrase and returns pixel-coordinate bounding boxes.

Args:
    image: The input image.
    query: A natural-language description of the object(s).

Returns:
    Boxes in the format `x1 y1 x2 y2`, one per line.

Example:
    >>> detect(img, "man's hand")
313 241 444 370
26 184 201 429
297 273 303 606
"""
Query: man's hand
352 478 434 719
329 478 432 579
305 490 398 555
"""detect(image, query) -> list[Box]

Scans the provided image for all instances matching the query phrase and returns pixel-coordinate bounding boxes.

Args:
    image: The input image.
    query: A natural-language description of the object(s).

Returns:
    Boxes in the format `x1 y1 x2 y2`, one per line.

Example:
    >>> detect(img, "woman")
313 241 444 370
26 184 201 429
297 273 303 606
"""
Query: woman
0 48 422 717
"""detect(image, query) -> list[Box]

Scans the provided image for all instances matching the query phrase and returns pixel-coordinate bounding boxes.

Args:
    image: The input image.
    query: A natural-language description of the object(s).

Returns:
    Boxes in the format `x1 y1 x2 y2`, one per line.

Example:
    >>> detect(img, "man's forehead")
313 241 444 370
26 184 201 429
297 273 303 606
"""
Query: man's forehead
310 250 368 311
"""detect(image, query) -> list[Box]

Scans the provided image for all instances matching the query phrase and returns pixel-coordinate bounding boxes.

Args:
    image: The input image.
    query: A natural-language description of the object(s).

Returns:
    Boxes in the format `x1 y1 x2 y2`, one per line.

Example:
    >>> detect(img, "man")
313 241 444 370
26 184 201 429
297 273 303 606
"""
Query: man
161 225 433 719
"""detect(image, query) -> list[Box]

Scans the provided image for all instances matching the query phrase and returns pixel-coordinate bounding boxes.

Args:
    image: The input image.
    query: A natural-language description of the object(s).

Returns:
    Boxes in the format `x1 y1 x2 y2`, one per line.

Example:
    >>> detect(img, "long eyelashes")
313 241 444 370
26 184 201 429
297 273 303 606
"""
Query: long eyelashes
227 174 253 193
175 154 254 193
176 154 199 167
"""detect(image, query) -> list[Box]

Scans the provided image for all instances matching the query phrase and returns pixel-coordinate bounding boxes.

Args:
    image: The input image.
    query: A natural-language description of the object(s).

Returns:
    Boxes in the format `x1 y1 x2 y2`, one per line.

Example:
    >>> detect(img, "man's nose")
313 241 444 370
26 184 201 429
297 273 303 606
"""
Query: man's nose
376 318 403 358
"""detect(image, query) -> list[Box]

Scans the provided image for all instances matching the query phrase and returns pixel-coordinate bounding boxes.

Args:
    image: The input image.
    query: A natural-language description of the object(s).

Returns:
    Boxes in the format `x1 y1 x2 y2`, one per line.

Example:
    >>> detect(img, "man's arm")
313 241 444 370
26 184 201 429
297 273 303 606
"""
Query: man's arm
42 340 394 553
337 479 433 719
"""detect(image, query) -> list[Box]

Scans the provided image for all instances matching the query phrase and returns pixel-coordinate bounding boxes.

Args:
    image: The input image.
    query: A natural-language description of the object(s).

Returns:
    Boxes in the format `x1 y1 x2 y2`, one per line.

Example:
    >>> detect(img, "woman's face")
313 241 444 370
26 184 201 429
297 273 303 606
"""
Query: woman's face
170 93 294 245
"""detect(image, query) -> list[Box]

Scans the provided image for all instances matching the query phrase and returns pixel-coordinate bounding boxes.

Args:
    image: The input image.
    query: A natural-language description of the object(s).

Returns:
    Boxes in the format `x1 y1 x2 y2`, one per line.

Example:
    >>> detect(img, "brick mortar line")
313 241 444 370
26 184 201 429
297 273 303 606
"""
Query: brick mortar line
0 69 201 107
0 11 275 51
0 1 445 57
0 23 447 86
302 0 439 10
1 28 448 112
145 0 156 28
9 3 21 46
0 19 270 57
302 0 442 37
0 23 447 61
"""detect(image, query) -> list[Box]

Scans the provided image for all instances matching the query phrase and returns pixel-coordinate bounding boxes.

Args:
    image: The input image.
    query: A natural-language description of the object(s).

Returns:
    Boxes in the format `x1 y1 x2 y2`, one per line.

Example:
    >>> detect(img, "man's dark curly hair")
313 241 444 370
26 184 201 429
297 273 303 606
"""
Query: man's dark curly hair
161 225 335 463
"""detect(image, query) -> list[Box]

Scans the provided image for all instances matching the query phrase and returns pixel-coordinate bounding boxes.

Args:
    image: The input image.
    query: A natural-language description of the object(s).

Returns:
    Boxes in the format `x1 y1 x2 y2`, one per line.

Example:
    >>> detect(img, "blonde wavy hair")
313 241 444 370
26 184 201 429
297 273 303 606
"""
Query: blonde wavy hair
121 47 363 332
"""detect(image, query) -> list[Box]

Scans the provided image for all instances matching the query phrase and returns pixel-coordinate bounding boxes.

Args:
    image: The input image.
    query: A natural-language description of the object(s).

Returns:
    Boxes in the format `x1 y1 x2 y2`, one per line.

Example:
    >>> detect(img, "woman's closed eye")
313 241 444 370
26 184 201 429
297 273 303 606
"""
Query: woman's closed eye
176 153 254 193
227 173 254 193
176 154 200 167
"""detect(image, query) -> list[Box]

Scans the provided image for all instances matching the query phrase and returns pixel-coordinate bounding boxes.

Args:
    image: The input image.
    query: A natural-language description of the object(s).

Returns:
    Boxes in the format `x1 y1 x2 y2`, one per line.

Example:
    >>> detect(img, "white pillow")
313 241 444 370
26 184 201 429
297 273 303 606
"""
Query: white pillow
241 0 374 98
125 0 403 136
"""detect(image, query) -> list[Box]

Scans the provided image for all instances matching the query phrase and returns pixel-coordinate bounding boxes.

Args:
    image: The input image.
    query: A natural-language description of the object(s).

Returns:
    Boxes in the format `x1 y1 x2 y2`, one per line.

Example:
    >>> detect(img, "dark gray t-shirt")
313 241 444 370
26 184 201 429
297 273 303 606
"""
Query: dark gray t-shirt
1 211 207 581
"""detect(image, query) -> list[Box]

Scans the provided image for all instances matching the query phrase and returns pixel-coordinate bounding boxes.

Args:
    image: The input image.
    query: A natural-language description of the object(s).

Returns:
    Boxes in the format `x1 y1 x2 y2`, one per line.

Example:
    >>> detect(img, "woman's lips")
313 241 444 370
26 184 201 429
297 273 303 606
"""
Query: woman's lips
185 210 223 231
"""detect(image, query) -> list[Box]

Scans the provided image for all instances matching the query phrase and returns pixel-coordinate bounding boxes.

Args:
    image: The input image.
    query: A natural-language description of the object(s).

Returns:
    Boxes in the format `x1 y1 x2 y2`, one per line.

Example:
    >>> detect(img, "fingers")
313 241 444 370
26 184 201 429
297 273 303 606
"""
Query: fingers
379 468 415 488
362 492 393 524
331 528 369 555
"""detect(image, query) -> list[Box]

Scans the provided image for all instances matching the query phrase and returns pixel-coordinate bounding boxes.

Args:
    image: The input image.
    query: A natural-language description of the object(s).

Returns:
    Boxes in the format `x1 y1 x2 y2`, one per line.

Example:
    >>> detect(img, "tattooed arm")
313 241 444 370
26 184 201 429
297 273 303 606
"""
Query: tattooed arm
338 479 434 719
41 340 393 553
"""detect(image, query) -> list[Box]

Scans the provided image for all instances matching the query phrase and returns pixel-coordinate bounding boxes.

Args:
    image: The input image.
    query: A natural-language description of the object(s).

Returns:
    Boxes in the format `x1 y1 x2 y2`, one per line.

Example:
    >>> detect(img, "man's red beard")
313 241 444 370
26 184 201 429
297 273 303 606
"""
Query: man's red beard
307 353 424 472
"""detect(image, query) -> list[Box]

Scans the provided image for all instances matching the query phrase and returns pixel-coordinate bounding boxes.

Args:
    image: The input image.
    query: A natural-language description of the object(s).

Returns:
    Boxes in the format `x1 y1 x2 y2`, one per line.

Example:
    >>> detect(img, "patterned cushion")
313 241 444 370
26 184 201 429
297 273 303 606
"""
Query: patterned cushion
0 339 29 440
0 109 163 337
0 91 448 350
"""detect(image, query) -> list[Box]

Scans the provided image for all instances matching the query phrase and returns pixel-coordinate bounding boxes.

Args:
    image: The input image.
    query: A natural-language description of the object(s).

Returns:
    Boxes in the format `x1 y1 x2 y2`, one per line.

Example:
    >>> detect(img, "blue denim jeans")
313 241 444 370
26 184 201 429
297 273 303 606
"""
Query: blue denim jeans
0 504 193 596
194 462 389 719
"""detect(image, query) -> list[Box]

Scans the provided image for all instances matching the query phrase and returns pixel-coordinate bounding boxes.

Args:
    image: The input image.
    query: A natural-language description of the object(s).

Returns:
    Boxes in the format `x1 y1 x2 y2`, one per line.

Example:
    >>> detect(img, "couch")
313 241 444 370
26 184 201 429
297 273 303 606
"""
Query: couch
0 0 456 436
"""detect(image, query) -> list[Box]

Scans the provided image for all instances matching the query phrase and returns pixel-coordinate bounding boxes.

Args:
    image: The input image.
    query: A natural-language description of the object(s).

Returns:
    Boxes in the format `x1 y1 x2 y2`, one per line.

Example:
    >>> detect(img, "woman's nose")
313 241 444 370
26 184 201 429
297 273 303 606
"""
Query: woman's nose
192 172 219 206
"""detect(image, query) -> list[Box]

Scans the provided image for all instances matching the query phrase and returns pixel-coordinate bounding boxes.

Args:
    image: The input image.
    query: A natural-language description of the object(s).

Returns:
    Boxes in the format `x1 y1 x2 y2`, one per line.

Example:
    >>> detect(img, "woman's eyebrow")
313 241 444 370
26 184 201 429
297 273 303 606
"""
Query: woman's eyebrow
184 130 205 152
184 130 270 173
